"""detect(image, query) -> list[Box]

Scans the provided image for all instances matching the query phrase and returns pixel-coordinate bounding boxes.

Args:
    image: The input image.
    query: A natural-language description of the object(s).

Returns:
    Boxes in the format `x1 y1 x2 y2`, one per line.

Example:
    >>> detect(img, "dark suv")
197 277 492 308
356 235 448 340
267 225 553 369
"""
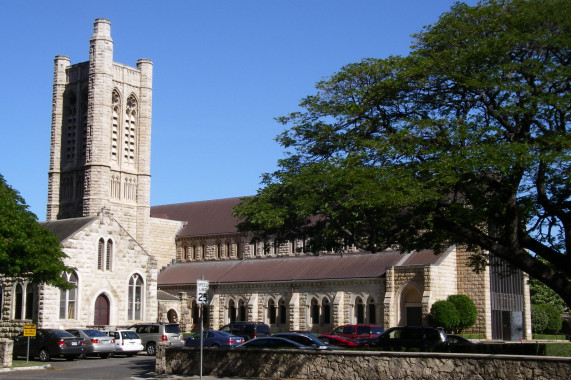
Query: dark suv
219 322 270 341
128 323 184 355
370 326 448 351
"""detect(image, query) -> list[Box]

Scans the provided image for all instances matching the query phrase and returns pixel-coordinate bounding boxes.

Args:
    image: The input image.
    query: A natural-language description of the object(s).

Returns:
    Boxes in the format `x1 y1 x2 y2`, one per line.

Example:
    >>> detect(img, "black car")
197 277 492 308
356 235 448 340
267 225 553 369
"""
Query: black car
219 322 270 341
370 326 448 351
237 337 311 349
13 328 86 362
272 333 331 349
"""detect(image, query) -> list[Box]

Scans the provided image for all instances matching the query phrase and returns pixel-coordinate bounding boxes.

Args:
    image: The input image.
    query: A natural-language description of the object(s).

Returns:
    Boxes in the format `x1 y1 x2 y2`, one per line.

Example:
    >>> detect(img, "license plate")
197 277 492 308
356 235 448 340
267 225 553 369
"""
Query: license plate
71 342 78 346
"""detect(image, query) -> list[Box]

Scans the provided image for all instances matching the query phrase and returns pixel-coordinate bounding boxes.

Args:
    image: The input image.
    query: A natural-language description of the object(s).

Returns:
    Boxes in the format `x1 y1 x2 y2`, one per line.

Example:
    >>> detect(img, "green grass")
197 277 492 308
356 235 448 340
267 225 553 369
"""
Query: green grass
9 359 50 368
532 334 568 340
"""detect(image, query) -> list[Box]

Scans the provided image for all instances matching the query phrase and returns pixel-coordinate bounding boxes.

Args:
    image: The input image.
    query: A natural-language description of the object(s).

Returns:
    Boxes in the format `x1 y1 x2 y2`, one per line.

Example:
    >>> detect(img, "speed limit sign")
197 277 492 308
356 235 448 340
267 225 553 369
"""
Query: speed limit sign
196 280 209 304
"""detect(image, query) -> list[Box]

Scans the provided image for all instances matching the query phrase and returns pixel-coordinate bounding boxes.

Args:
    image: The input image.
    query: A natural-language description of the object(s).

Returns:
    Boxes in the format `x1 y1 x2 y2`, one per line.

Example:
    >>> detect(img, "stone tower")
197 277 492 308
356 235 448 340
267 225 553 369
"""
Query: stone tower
47 18 153 250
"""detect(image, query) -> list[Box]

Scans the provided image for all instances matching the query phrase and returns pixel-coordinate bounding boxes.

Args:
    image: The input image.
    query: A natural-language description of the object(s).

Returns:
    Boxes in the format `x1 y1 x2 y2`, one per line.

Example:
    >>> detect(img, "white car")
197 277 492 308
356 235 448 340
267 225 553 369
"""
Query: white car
103 330 144 356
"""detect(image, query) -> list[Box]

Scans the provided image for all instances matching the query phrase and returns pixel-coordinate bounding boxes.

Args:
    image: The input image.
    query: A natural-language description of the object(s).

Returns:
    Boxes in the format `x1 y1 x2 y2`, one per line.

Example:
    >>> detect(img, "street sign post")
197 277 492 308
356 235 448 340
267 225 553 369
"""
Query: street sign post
23 324 36 363
196 278 209 380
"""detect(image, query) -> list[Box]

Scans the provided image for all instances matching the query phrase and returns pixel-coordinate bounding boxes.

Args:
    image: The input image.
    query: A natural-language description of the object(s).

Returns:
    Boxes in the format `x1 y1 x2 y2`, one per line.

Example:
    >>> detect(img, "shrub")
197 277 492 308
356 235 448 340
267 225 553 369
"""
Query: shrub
532 304 550 333
429 300 459 333
542 304 563 333
447 295 477 333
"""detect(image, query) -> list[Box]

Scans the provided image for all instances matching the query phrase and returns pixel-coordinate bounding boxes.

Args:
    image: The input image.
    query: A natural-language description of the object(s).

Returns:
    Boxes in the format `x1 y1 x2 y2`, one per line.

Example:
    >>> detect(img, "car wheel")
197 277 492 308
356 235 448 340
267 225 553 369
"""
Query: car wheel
100 353 112 359
146 342 156 356
38 348 51 362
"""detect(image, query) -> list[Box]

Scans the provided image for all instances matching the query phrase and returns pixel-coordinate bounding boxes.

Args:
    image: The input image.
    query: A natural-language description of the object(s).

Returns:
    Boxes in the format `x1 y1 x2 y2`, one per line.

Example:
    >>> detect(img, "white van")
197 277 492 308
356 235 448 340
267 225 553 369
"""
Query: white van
103 329 144 356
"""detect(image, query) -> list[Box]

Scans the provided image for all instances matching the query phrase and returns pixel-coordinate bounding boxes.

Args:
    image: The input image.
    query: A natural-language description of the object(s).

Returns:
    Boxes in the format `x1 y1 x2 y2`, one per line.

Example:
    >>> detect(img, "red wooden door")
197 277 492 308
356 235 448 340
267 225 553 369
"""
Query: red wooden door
94 294 110 325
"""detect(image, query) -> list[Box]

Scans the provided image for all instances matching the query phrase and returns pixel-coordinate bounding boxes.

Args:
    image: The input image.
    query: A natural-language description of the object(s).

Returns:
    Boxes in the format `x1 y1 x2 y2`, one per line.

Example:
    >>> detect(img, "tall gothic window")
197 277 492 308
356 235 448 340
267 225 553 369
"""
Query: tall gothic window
60 272 78 319
14 282 36 320
123 95 137 164
356 297 364 324
367 297 376 324
238 300 246 321
311 298 319 325
278 299 287 325
268 299 276 324
14 283 23 320
322 298 331 325
229 300 236 322
128 274 143 320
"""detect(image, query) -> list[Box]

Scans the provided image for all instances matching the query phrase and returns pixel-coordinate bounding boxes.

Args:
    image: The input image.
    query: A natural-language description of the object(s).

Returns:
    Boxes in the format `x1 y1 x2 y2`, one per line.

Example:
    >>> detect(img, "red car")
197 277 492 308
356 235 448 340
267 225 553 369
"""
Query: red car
318 334 361 348
329 324 383 340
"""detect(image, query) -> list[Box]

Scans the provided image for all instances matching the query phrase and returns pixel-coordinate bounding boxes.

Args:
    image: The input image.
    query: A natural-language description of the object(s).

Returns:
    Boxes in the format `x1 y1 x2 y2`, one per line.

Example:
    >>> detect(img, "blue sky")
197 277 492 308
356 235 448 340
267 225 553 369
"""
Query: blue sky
0 0 477 220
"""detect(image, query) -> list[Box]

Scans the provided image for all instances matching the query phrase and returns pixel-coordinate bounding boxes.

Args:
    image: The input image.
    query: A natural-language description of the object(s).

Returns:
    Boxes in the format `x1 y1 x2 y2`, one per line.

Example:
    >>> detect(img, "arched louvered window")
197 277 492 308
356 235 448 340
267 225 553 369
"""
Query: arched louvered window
106 239 113 270
123 95 137 164
111 90 121 161
98 238 105 270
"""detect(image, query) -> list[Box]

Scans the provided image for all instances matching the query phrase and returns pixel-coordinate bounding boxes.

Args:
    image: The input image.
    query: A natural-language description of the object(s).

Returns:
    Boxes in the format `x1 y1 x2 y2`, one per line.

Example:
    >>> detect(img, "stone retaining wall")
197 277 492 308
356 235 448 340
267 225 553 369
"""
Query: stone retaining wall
156 346 571 380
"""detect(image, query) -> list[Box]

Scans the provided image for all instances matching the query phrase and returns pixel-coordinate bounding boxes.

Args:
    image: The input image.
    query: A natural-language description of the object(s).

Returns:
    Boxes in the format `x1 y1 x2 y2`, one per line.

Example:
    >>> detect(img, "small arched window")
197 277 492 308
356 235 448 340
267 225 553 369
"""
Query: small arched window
278 299 287 325
356 297 365 324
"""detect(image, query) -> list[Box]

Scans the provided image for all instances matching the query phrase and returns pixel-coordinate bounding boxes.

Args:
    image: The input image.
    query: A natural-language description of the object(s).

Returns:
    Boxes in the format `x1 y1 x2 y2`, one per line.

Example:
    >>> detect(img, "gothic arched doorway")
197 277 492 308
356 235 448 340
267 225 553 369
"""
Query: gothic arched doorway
94 294 110 325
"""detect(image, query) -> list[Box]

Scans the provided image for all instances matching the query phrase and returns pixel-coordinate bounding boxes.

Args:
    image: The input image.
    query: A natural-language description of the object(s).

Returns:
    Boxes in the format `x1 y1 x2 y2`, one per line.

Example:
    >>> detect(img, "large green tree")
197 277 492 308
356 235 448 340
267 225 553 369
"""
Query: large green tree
234 0 571 306
0 173 74 289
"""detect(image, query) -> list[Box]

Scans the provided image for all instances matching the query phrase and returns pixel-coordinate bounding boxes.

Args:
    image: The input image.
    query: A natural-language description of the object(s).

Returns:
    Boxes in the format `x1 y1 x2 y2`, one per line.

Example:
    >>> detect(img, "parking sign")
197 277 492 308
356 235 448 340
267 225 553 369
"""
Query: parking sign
196 280 209 304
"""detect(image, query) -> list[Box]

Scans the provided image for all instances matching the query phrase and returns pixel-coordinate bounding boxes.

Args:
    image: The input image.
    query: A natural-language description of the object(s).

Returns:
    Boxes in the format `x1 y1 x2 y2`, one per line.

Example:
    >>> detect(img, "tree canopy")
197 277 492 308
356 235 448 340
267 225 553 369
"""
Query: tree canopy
0 173 74 289
234 0 571 306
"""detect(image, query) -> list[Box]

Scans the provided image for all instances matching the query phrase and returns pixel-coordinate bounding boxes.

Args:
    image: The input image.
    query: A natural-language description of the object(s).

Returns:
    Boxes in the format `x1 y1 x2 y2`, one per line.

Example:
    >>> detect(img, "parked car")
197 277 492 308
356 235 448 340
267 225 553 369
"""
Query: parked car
289 330 320 338
128 323 184 355
66 328 116 358
103 329 144 356
13 328 85 362
317 334 362 348
237 337 311 349
446 334 473 345
273 332 330 349
329 324 383 340
219 322 271 341
370 326 448 351
185 330 245 348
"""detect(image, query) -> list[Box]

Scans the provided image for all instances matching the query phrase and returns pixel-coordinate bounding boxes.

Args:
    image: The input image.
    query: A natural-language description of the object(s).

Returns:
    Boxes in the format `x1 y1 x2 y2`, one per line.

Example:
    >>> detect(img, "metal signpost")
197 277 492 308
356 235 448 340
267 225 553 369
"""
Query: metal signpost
23 324 36 363
196 278 209 380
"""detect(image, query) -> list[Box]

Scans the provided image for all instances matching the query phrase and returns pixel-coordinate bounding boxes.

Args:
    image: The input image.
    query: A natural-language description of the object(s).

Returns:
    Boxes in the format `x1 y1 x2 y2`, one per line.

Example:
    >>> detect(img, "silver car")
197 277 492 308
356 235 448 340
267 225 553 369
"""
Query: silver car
67 328 116 358
128 323 184 355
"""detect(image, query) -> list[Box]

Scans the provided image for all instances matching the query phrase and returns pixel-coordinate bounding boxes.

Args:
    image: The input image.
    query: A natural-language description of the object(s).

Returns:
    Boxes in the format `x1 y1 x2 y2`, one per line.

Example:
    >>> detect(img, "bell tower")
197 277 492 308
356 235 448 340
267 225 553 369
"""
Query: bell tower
47 18 153 250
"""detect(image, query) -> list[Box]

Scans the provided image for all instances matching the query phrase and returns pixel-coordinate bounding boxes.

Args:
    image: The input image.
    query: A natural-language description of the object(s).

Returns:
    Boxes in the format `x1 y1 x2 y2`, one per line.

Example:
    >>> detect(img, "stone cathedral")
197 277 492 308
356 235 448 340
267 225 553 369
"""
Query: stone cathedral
0 19 531 341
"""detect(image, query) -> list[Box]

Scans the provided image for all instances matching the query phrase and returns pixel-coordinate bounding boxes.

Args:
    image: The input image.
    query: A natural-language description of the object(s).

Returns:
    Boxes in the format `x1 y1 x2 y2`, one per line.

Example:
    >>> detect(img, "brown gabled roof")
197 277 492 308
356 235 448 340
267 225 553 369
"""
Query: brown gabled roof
151 197 247 237
157 249 444 286
40 216 97 242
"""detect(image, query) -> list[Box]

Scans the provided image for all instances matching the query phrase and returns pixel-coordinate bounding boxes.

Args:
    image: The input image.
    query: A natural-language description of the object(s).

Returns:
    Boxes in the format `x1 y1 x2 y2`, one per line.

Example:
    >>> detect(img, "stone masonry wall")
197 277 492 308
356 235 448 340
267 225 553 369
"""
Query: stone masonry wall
149 217 183 271
156 346 571 380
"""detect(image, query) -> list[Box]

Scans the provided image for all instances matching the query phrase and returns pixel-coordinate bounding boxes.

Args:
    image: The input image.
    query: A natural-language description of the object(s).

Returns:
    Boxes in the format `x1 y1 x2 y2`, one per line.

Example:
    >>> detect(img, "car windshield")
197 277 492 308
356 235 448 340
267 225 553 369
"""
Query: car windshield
165 325 181 333
84 330 107 337
121 331 140 339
